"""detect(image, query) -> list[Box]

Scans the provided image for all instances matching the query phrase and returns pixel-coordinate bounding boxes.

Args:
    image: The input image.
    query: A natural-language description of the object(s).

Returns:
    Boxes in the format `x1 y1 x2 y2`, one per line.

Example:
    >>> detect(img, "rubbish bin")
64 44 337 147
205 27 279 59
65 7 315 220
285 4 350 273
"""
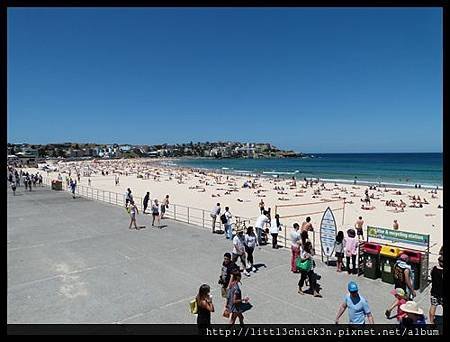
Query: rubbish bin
362 243 382 279
380 245 401 284
400 249 422 290
51 180 62 191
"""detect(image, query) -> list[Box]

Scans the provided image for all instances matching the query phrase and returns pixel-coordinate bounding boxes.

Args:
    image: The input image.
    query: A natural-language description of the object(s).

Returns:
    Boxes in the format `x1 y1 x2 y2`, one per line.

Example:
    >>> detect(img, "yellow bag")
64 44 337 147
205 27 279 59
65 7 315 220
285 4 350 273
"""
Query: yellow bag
189 299 198 314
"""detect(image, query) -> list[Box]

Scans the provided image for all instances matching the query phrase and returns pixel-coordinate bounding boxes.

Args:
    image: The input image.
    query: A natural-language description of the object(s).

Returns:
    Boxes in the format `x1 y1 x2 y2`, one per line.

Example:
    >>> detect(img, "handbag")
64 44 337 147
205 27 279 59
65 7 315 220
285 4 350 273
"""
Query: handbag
222 308 231 318
296 257 312 272
189 299 198 314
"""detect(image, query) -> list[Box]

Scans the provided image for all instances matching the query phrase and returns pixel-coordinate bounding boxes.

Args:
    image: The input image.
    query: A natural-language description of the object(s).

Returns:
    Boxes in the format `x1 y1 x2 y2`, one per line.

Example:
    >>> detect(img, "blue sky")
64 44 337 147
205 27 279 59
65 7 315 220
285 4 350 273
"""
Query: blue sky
8 8 442 153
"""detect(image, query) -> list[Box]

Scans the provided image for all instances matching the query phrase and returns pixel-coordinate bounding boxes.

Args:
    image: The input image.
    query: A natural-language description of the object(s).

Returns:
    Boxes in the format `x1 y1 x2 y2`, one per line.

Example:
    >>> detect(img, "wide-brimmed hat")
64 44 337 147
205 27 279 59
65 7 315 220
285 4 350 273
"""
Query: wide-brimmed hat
390 288 406 298
400 301 424 315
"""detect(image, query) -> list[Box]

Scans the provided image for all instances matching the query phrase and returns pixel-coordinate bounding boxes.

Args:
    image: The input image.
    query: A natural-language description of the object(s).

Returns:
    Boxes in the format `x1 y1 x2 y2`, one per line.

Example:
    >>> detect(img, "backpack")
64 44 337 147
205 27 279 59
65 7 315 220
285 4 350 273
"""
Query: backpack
220 213 228 224
189 299 198 314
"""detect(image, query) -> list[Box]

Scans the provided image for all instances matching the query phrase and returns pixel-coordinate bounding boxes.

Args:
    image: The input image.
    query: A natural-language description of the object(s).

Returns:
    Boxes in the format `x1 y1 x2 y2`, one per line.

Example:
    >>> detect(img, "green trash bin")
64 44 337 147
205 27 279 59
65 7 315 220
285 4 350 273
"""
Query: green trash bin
363 243 382 279
380 245 400 284
400 250 422 290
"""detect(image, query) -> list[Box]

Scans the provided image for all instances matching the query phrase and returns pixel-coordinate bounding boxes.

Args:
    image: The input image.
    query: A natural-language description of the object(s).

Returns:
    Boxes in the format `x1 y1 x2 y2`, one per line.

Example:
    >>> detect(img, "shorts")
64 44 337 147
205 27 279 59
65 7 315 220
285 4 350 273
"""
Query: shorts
431 295 443 306
356 228 363 236
335 252 344 259
152 212 159 217
161 206 166 214
232 253 246 264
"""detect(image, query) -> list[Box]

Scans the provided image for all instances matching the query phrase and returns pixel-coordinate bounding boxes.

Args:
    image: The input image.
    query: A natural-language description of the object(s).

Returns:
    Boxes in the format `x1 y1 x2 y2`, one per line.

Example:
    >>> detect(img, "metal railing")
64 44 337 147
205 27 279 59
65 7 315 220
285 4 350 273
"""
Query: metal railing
42 177 252 232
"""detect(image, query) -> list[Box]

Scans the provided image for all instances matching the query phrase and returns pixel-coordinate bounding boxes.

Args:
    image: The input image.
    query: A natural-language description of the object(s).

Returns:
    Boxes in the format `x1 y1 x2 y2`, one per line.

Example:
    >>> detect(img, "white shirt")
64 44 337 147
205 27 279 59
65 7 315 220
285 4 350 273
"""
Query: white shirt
245 234 257 248
269 219 281 234
225 211 232 225
255 214 270 229
211 206 221 216
233 235 246 255
290 230 301 248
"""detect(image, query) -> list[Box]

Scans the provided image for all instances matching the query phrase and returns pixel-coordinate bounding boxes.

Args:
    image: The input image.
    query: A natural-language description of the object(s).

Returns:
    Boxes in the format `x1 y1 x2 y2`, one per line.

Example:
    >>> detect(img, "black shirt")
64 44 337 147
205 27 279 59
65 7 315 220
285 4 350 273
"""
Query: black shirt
221 261 239 288
431 266 443 298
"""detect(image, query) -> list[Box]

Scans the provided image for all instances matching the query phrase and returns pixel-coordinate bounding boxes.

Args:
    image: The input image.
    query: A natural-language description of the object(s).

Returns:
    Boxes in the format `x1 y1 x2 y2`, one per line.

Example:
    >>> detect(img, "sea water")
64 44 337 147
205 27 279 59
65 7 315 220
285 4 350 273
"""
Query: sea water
175 153 442 189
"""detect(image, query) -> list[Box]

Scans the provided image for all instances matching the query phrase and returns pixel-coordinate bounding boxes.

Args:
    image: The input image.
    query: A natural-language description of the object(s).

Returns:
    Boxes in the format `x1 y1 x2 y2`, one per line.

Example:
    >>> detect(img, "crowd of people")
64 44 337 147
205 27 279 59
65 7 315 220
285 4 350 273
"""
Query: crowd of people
7 166 43 195
7 164 442 332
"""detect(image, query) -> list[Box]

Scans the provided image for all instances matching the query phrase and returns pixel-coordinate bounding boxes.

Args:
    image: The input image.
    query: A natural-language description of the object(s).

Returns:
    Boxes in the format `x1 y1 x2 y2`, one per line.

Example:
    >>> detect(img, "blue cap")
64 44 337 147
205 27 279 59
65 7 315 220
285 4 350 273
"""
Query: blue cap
348 281 358 292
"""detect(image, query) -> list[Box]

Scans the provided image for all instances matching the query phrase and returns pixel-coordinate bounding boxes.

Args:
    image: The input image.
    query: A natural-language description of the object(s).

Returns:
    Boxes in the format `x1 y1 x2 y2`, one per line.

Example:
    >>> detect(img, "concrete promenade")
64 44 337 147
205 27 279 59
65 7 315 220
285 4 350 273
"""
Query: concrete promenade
7 185 433 324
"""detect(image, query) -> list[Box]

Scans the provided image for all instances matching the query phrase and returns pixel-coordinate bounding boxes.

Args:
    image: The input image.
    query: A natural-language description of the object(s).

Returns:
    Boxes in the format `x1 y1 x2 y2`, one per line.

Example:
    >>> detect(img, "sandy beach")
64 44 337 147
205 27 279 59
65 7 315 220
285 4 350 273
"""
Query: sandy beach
27 158 443 260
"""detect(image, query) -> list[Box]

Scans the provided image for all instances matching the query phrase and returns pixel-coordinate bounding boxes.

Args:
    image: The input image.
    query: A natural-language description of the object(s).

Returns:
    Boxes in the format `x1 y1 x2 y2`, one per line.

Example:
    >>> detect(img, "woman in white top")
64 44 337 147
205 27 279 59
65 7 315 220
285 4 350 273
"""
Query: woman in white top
128 200 139 230
269 214 282 249
244 226 258 273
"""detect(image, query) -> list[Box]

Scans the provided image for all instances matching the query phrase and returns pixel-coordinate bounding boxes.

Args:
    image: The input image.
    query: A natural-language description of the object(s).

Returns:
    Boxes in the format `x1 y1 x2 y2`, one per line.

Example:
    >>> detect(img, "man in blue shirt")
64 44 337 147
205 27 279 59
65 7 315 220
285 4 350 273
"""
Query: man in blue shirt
335 282 375 324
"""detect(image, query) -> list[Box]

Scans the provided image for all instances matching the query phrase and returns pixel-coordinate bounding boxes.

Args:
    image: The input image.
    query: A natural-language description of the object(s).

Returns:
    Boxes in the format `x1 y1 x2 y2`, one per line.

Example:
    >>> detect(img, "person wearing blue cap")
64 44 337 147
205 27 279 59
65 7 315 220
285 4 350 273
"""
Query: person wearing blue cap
335 282 374 324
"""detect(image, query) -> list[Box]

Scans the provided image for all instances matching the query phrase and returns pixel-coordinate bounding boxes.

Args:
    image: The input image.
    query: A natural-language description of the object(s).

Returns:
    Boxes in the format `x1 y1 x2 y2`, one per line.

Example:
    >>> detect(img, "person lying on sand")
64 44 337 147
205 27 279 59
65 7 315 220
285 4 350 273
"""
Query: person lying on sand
361 204 375 210
278 197 290 201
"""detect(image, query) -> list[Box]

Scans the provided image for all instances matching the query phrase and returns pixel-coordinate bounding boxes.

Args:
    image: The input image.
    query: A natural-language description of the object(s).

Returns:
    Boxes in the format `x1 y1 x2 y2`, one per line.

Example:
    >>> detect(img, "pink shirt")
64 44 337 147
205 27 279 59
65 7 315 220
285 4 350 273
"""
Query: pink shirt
344 237 358 256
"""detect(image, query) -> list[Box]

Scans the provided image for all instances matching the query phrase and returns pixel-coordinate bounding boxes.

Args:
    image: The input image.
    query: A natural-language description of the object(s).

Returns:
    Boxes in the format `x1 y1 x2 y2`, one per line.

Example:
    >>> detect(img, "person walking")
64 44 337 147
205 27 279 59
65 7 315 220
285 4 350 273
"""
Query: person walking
297 241 321 297
88 178 91 186
160 195 169 219
151 199 161 227
128 200 139 230
244 226 258 273
345 228 358 274
355 216 364 239
210 203 221 233
385 288 407 322
143 192 150 214
254 210 270 245
428 255 443 325
70 179 77 198
393 254 416 300
290 223 301 273
269 214 282 249
232 228 250 277
226 272 249 327
218 253 239 298
196 284 214 334
125 188 132 208
335 281 375 324
222 207 233 240
334 231 345 272
258 199 265 214
11 181 17 196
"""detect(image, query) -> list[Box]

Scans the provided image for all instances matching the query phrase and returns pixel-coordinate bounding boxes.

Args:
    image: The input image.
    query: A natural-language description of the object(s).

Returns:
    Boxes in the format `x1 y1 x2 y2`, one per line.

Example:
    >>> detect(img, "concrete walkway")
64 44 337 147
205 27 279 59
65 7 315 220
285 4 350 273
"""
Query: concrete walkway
7 186 432 324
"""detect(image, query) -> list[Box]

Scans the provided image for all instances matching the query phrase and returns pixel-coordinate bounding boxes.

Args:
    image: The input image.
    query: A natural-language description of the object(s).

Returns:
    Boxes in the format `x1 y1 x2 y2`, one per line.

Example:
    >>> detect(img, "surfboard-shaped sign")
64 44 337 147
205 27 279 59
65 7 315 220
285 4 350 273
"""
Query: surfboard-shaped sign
320 207 337 258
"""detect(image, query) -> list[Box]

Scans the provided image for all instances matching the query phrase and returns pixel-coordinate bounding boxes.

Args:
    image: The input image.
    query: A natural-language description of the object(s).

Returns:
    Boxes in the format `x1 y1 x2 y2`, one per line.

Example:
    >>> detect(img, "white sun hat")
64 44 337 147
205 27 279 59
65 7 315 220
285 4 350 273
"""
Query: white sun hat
400 301 424 315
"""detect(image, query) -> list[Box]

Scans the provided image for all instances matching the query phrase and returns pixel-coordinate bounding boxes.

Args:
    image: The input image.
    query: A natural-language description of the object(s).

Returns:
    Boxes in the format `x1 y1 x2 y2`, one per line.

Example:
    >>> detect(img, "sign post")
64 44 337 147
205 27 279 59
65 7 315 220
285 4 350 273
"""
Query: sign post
366 225 430 292
320 207 337 265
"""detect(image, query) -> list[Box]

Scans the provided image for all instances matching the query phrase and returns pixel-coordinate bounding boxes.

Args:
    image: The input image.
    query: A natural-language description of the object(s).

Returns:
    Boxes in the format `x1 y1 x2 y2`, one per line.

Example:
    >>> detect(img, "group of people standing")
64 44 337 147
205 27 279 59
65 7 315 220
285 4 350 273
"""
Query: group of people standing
8 167 43 195
125 188 170 229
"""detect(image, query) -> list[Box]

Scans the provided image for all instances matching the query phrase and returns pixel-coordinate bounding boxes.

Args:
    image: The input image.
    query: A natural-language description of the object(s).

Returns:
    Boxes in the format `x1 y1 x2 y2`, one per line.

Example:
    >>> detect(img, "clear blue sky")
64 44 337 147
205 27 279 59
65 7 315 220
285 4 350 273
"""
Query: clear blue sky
8 8 442 153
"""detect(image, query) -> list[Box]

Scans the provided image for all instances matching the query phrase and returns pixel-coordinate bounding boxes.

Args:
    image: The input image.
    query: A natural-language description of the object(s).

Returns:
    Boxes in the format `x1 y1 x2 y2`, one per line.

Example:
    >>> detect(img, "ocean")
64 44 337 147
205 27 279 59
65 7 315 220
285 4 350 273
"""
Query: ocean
174 153 443 189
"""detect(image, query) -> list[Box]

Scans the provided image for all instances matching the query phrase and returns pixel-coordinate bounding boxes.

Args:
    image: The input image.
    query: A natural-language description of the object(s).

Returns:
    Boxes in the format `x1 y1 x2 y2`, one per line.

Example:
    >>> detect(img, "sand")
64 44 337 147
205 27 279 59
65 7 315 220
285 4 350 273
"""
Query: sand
24 157 443 260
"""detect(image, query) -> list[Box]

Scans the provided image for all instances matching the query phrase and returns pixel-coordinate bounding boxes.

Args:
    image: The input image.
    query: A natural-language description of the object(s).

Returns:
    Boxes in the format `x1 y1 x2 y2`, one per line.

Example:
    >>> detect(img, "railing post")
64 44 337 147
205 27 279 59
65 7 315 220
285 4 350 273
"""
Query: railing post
284 225 287 248
187 207 190 224
109 191 111 204
202 210 205 228
174 205 177 220
116 193 118 205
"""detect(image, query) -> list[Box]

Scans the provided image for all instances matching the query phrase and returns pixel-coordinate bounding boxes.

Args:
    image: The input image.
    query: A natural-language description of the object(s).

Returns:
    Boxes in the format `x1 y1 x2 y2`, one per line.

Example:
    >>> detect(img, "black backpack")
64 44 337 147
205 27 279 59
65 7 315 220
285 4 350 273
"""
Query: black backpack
220 213 228 224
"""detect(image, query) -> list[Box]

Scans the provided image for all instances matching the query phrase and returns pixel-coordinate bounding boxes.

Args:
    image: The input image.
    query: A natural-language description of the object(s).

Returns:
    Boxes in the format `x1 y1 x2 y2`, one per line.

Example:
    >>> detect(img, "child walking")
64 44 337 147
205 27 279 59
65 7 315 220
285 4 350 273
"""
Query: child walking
334 231 344 272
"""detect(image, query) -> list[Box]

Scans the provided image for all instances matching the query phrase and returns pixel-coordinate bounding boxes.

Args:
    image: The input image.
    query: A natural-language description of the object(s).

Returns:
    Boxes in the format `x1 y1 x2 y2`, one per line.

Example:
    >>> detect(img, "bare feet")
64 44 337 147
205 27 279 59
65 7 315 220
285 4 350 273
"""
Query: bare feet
298 289 304 295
